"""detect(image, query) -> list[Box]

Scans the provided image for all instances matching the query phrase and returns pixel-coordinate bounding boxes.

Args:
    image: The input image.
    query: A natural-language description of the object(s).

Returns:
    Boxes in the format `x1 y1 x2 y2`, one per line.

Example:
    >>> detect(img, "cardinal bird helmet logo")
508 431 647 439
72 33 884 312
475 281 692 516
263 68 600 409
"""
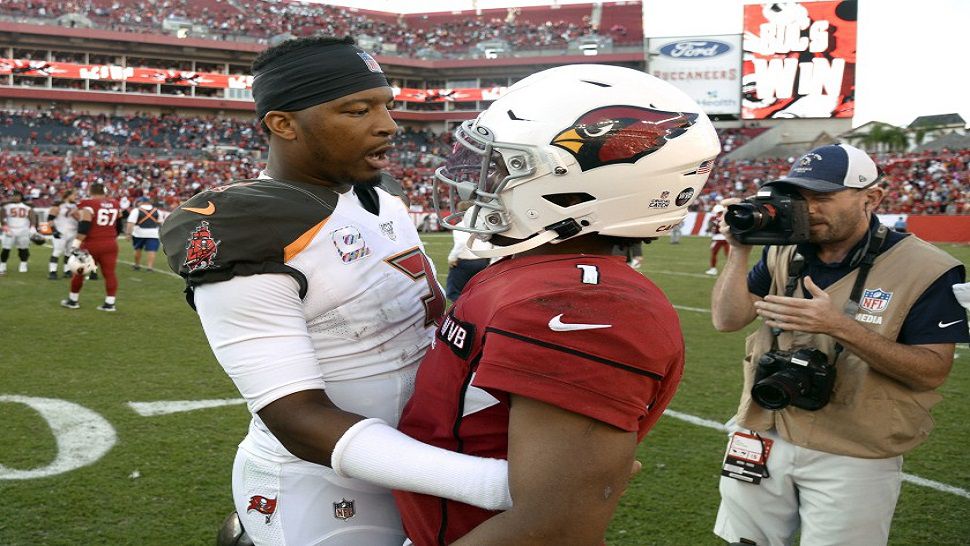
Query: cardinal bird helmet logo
551 106 698 172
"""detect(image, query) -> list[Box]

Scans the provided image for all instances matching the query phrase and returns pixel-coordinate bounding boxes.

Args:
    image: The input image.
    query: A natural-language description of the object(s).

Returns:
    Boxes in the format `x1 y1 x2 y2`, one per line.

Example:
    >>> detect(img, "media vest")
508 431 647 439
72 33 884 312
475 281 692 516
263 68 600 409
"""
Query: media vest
736 235 960 458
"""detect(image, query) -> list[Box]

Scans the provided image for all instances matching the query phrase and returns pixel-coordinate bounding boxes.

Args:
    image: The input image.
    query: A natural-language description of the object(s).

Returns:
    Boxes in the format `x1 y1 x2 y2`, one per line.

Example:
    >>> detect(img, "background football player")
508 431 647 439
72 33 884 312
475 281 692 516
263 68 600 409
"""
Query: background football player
47 189 81 279
61 183 121 311
391 64 721 544
1 190 39 275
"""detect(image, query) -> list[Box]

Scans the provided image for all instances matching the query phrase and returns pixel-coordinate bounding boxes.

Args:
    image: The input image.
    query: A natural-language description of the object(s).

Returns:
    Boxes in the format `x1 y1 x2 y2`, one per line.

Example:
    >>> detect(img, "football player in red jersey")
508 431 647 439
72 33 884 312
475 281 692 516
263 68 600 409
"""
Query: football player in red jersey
61 183 121 311
390 64 721 545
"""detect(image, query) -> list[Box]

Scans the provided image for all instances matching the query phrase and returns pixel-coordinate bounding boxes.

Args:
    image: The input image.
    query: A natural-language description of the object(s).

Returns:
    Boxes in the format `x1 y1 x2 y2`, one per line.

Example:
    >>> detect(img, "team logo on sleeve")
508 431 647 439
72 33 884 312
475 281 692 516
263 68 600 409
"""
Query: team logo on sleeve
333 498 356 520
332 226 372 263
183 221 220 272
247 495 277 524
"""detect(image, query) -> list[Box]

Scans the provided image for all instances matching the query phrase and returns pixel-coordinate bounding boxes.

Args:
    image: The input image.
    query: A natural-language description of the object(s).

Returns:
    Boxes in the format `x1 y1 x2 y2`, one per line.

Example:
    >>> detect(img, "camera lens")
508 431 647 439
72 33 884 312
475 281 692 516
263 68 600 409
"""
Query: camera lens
725 205 758 232
752 368 810 410
751 380 794 409
725 202 781 234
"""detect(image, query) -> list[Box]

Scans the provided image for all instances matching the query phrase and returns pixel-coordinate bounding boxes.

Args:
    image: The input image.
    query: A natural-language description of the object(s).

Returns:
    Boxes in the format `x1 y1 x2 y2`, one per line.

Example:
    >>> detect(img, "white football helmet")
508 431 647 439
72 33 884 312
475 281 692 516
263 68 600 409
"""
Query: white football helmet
434 64 721 257
67 250 97 276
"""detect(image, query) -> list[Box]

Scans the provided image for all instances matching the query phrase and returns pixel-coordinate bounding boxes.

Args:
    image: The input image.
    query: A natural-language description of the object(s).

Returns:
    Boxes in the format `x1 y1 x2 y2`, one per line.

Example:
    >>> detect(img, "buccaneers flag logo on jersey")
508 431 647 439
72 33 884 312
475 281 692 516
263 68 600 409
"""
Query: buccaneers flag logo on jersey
247 495 278 524
551 106 698 172
183 220 220 272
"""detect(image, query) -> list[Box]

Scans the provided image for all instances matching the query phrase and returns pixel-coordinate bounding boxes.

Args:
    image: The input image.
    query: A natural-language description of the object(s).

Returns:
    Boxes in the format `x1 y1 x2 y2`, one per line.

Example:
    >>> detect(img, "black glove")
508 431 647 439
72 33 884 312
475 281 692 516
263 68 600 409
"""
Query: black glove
52 228 62 239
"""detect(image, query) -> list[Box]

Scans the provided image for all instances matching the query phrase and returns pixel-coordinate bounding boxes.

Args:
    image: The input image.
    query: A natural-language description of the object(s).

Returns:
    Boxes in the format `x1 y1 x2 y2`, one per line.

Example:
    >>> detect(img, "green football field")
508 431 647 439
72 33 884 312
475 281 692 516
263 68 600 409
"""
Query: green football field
1 234 967 545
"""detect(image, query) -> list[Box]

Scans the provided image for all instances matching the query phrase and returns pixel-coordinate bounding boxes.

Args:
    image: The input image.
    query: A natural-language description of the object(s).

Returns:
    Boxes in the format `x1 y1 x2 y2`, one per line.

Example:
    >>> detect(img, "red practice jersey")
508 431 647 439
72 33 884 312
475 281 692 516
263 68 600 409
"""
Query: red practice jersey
79 198 121 241
394 254 685 545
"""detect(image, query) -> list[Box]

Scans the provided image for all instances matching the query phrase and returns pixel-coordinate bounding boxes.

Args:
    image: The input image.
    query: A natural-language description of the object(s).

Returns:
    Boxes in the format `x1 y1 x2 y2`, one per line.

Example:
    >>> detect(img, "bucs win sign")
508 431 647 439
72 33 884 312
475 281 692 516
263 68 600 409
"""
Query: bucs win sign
742 1 858 119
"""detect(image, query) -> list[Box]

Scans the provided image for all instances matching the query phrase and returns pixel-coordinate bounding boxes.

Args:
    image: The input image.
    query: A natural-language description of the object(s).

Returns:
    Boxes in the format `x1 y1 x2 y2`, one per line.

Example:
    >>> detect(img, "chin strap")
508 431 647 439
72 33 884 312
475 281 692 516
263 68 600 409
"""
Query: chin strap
468 229 559 258
469 218 584 259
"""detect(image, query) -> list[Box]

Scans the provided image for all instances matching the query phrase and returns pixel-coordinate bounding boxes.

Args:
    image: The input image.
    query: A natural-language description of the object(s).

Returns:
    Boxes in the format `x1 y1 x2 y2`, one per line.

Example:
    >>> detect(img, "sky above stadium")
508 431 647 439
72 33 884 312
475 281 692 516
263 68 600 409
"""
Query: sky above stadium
307 0 968 128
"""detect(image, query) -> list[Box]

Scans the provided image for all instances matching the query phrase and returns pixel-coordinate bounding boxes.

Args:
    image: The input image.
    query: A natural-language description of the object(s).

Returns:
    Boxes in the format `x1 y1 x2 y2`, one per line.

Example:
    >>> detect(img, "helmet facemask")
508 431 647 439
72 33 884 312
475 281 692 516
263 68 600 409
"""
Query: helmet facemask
434 121 540 241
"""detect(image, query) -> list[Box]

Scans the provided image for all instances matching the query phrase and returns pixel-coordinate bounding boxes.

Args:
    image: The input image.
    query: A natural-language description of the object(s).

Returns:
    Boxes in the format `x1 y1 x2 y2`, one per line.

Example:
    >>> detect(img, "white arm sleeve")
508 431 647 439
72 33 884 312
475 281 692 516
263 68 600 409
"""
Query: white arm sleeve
332 418 512 511
194 273 325 413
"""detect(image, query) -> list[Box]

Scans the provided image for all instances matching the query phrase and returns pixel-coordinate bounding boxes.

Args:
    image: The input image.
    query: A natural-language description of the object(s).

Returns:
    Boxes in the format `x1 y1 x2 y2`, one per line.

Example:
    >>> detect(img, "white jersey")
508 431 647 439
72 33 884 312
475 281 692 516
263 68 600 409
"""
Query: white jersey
52 202 79 235
2 202 32 232
163 179 442 463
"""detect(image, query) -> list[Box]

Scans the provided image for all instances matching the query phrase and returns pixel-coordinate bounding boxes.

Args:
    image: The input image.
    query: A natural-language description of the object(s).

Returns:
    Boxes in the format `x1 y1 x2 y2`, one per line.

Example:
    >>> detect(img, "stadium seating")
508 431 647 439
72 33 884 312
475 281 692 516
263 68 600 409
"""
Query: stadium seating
0 0 636 57
1 110 966 216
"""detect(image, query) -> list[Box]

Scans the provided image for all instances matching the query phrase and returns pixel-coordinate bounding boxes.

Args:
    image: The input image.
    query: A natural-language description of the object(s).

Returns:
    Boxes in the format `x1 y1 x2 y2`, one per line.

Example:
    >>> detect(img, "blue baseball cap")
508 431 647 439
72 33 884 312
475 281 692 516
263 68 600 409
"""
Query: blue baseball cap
764 143 880 193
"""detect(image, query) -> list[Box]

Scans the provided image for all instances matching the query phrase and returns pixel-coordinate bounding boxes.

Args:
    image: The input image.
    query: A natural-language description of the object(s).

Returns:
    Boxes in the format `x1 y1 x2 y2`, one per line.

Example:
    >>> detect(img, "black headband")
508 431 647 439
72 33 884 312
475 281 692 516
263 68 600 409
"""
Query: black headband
252 42 389 119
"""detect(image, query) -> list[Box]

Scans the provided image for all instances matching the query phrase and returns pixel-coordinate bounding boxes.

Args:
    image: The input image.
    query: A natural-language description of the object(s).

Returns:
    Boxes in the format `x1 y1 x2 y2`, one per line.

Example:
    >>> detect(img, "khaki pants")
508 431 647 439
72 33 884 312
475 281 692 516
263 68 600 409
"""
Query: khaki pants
714 423 902 546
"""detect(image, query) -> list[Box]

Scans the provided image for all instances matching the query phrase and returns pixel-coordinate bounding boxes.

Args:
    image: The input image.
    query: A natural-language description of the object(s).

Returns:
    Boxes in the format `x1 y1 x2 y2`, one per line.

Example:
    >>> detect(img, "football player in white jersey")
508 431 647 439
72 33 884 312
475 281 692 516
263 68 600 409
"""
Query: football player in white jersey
161 37 510 546
47 189 81 279
1 190 38 275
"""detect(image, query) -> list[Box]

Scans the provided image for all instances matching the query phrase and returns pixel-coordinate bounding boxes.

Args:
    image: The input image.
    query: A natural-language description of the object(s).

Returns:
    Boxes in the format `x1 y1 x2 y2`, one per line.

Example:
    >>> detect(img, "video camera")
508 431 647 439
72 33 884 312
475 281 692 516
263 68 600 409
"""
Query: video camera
724 186 810 245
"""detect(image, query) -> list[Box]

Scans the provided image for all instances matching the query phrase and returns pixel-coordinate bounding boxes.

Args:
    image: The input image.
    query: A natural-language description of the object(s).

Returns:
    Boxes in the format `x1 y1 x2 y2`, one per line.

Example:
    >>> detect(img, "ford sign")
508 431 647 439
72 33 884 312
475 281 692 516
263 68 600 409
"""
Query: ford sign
658 40 731 59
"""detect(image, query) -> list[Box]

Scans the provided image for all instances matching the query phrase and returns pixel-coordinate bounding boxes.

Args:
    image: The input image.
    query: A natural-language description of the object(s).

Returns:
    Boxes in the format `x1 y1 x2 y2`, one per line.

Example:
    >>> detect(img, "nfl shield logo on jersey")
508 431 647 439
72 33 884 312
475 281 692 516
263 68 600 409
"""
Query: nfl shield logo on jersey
333 498 355 520
860 288 892 313
379 221 396 241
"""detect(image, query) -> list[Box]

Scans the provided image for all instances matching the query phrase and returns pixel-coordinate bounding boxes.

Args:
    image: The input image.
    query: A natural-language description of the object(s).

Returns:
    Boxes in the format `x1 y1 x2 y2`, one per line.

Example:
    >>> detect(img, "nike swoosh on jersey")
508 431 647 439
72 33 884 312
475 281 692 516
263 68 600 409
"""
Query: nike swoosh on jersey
938 320 963 328
548 313 612 332
183 201 216 215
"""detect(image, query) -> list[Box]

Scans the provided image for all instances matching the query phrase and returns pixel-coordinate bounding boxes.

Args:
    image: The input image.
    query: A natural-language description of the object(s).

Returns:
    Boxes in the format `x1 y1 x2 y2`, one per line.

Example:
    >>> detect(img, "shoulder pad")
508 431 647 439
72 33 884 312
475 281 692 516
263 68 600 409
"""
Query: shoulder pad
160 178 340 291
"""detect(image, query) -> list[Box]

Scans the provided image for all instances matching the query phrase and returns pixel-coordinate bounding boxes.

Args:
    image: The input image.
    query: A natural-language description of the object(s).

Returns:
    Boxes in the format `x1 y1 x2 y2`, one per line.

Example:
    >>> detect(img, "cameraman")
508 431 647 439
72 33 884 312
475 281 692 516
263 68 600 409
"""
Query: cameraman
710 144 969 545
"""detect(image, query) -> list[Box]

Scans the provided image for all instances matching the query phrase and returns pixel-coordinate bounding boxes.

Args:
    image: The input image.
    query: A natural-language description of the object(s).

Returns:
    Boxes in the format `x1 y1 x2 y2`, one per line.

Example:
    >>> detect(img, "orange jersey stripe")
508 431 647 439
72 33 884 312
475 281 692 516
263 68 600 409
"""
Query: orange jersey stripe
283 218 330 262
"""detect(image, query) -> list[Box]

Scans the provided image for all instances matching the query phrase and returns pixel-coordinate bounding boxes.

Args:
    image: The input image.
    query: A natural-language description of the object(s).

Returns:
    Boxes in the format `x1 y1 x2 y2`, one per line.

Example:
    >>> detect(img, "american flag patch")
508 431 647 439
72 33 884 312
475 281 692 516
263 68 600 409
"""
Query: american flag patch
357 52 383 73
697 159 715 174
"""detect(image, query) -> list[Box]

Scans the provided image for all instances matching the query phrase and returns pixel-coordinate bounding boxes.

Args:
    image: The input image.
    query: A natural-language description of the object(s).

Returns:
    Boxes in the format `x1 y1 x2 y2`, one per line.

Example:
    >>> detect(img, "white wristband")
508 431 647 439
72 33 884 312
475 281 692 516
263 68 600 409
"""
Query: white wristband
332 418 512 511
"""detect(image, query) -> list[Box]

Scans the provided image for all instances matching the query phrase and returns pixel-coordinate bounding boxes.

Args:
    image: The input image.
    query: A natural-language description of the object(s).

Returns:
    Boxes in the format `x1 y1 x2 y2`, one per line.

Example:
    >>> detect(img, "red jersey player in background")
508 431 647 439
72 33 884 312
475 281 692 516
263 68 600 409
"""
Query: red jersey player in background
376 65 720 544
61 182 121 311
707 203 729 276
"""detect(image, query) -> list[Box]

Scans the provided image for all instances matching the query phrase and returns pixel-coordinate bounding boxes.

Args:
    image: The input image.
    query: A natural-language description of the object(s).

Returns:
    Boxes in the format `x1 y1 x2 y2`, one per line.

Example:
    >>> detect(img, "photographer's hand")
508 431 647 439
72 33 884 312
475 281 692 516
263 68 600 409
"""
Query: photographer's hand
754 276 851 336
717 198 747 248
710 198 759 332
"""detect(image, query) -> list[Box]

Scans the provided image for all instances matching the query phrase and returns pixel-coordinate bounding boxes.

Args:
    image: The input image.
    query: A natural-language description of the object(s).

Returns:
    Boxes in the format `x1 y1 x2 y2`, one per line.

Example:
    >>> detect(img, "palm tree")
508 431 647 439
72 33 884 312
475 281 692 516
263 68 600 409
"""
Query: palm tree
859 122 909 152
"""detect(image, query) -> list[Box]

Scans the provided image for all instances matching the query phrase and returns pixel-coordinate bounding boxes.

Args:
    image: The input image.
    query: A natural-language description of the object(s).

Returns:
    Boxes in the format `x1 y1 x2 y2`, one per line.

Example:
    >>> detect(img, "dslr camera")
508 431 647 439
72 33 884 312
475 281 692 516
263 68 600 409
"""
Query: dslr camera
724 186 810 245
751 347 835 411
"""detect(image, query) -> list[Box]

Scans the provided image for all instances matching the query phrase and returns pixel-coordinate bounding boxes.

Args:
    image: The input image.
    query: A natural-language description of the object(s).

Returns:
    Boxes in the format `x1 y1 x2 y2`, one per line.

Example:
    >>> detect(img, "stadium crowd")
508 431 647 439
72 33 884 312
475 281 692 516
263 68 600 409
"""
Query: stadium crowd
0 0 640 57
0 110 967 216
0 110 264 154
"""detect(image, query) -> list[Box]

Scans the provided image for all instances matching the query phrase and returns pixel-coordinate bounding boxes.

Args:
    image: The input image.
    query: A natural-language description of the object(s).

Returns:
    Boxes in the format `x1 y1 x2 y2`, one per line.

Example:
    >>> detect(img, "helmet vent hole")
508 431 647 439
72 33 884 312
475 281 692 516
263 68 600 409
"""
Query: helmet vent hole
581 80 612 88
580 220 591 227
542 193 596 208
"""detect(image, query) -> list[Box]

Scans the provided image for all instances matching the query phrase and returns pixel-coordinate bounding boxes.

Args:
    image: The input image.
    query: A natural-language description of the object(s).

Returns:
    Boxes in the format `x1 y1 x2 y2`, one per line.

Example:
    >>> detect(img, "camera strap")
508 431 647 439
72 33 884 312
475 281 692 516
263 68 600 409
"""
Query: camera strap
769 252 806 350
831 224 889 360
